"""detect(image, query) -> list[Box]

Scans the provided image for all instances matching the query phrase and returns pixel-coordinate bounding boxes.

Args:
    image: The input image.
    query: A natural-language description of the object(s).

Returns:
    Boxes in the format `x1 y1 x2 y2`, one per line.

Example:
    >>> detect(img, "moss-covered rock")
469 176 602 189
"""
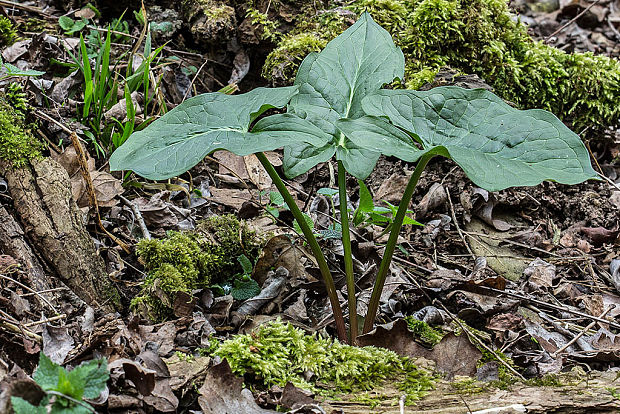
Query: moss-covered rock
132 214 263 320
0 99 45 168
263 0 620 133
182 0 237 43
215 319 435 403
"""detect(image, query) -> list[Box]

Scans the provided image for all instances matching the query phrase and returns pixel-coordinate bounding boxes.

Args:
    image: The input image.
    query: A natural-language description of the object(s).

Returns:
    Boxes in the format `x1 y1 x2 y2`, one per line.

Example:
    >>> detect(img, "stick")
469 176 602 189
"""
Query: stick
433 299 526 381
544 0 603 42
552 306 614 357
478 286 620 330
119 195 150 240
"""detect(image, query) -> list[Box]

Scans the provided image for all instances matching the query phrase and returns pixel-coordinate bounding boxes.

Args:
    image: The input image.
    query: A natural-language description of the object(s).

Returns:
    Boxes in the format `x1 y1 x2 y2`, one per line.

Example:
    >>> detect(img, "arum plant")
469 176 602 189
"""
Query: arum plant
109 13 597 344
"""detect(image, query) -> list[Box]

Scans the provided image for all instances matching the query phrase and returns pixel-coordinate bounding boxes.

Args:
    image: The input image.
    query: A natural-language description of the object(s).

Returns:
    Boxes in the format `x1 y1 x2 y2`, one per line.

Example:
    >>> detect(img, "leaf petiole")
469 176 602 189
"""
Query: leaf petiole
362 153 435 334
255 152 348 343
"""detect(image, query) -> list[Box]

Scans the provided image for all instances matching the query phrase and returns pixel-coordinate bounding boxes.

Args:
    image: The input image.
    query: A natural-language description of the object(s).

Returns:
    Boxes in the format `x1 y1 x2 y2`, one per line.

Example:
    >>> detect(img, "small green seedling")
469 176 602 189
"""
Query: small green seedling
11 353 108 414
0 56 45 81
58 16 88 35
110 13 597 344
211 254 261 300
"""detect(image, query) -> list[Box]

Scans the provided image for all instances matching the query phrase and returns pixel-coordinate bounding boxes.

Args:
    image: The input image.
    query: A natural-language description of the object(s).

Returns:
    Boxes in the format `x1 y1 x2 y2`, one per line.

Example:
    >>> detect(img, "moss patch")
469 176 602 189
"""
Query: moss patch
263 0 620 133
0 99 45 168
215 319 435 403
132 214 263 320
0 17 17 47
405 316 445 347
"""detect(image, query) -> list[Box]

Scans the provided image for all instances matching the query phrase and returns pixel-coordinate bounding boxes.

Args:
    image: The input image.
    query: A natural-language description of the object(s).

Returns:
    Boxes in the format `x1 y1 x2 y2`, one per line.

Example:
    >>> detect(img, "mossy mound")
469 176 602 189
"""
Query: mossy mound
263 0 620 133
132 214 263 320
182 0 237 43
0 16 17 47
215 319 435 404
0 98 45 168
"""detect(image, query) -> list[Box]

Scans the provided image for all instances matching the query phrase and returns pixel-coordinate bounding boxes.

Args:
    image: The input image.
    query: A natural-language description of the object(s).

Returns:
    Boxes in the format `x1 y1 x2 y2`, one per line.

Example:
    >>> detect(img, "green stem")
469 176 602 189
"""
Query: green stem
362 153 434 334
256 152 348 343
338 161 356 344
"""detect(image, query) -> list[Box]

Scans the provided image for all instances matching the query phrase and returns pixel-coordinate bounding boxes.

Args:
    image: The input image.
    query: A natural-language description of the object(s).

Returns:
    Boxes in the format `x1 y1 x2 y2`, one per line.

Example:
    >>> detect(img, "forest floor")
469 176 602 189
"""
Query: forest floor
0 0 619 413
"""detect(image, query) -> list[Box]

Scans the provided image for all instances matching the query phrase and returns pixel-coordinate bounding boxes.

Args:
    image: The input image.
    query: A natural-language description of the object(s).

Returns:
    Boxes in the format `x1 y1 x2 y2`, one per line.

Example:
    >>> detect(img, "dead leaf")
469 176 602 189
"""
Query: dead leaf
52 146 123 208
198 360 277 413
133 191 192 228
138 349 179 412
42 324 74 364
253 235 315 286
523 258 556 290
357 319 482 380
580 226 619 245
164 353 210 391
209 187 254 210
375 170 411 205
75 6 96 19
416 182 447 218
280 382 316 410
229 48 251 84
244 154 272 191
108 358 156 396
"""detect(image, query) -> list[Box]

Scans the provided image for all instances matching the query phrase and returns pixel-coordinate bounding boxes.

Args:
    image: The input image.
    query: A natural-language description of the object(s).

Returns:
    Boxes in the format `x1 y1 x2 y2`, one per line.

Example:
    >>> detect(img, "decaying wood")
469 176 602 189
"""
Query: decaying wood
0 205 51 295
0 158 120 312
324 371 620 413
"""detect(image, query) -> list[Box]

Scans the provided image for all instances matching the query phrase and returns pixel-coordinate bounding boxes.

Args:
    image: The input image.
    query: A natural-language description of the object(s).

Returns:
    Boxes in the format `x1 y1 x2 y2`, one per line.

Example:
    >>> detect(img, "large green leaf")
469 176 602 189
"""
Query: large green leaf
110 86 329 180
339 87 597 191
282 12 404 179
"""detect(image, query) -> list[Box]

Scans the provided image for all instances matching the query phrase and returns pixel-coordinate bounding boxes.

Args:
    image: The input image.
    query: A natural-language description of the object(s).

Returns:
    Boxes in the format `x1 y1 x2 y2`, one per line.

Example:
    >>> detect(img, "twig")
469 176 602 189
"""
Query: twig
544 0 603 42
0 274 59 314
0 0 52 17
534 307 594 352
433 299 526 381
119 195 150 240
597 171 620 192
181 58 210 102
478 286 620 330
24 314 67 327
446 189 475 260
21 287 68 297
552 306 614 357
0 320 42 342
46 390 95 412
67 131 132 254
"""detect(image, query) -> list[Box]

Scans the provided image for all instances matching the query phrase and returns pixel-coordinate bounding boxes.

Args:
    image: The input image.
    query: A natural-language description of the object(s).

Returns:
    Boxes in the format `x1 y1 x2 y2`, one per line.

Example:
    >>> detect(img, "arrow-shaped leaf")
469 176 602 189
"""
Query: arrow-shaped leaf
340 87 597 191
110 86 329 180
283 12 404 179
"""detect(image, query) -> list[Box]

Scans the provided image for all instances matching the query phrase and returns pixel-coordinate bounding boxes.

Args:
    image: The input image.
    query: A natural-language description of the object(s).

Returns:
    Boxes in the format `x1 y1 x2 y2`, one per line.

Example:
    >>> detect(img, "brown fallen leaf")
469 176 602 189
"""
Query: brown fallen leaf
198 360 277 414
357 319 482 379
52 146 123 208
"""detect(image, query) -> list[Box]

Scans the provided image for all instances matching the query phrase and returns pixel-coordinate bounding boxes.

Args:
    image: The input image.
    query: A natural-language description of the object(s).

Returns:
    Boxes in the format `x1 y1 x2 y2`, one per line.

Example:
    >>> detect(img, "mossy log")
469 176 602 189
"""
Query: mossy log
323 371 620 413
0 158 120 313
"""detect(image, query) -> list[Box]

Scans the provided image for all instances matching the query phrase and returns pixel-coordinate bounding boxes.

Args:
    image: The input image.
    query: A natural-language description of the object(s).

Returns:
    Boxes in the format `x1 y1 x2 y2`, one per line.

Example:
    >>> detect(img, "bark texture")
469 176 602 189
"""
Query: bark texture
0 158 120 312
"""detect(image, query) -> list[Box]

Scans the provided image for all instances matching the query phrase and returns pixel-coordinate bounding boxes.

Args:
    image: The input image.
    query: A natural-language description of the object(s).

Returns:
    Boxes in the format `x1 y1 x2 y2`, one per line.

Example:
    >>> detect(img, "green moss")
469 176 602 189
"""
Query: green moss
264 0 620 133
5 84 28 116
131 215 263 320
262 9 350 86
215 319 435 403
246 8 281 42
405 316 445 347
0 99 45 168
0 17 16 47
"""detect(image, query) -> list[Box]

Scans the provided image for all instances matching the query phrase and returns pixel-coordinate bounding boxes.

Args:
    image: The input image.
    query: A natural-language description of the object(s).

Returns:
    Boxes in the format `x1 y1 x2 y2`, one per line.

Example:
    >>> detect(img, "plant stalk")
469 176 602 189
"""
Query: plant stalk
256 152 348 343
362 153 434 334
338 161 357 344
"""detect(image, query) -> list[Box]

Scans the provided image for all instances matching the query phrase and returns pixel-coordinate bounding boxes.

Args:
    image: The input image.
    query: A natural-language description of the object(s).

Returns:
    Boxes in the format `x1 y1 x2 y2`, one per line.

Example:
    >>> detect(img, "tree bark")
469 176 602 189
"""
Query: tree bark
0 158 120 313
